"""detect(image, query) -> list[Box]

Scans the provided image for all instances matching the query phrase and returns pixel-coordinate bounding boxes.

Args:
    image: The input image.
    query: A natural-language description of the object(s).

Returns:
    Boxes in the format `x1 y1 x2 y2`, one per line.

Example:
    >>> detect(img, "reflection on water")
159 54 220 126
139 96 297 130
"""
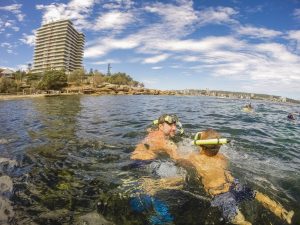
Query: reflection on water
0 95 299 225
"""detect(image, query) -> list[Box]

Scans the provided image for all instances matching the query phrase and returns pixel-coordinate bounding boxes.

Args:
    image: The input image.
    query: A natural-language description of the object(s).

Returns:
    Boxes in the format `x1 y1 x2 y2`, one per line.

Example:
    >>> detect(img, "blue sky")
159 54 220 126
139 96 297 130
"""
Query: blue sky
1 0 300 99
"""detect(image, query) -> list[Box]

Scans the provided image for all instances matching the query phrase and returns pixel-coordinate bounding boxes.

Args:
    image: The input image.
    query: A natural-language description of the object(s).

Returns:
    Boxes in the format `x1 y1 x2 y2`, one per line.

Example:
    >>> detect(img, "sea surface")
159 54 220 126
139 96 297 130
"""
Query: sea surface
0 95 299 225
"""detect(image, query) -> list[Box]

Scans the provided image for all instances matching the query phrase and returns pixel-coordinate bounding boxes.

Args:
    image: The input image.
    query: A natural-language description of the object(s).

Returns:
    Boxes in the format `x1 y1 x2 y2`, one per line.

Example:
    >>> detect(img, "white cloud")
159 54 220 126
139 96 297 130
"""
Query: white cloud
68 0 96 10
84 3 239 58
293 8 300 20
103 0 135 9
143 54 170 64
91 59 120 65
84 47 107 58
36 0 136 33
185 40 300 95
287 30 300 51
4 21 12 28
237 25 282 38
197 6 238 25
93 11 135 31
245 5 264 13
0 4 21 11
16 14 25 22
288 30 300 40
0 43 12 48
17 64 28 71
12 26 20 32
19 30 36 46
84 37 140 58
0 4 25 22
0 19 20 33
142 79 158 85
144 0 198 34
137 36 244 54
255 43 298 62
36 1 94 29
0 66 15 71
151 66 162 70
19 35 35 46
0 42 14 54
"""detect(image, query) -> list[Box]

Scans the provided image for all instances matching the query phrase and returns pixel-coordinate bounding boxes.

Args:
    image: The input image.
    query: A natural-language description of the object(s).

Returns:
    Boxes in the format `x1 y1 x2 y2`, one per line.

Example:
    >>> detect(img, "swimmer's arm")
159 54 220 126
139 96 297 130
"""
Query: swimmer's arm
175 158 194 169
130 142 156 160
220 155 234 183
224 170 234 183
207 183 231 196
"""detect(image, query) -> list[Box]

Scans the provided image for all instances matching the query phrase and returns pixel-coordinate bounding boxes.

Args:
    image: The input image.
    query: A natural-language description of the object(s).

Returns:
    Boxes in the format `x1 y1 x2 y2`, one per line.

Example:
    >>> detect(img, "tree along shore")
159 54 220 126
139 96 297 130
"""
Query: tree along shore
0 69 177 100
1 69 298 103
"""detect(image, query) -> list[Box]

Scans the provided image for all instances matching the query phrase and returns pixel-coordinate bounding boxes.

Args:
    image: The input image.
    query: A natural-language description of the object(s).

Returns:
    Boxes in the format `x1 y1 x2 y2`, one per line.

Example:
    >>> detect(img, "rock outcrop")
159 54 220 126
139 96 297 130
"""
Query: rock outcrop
64 83 177 96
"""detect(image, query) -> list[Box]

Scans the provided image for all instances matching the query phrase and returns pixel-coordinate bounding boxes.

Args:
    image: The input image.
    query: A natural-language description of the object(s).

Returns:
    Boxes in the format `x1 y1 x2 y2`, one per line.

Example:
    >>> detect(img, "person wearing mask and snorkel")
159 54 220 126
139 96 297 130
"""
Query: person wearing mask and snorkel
184 128 294 225
129 114 186 225
131 114 184 161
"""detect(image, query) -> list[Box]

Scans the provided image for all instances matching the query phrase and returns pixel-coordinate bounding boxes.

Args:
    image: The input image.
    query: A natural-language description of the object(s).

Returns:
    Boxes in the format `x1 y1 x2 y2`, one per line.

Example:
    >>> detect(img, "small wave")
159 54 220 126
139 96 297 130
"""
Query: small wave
0 138 9 144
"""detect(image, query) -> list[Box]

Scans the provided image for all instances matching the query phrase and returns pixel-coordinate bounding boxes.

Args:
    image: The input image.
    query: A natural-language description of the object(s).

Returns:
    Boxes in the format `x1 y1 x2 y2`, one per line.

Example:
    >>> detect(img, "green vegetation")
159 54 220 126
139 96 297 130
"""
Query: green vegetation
38 70 68 90
67 68 85 85
0 68 143 93
0 77 17 93
104 72 141 86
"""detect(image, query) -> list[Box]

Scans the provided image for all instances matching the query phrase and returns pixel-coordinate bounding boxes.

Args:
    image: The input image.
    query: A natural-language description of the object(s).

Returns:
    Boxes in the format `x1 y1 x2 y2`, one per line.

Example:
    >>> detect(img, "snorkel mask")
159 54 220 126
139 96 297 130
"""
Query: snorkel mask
153 114 184 135
192 132 230 146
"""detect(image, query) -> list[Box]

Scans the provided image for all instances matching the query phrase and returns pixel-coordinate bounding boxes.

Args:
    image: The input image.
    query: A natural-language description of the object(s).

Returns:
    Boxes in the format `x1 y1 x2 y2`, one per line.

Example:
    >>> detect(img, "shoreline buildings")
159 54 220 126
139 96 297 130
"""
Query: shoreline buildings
32 20 84 74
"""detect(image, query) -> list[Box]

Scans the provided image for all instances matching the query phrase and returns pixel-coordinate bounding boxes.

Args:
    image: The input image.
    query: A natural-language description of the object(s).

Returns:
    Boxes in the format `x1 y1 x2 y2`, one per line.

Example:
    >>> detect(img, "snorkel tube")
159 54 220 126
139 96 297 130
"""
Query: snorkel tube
192 132 230 146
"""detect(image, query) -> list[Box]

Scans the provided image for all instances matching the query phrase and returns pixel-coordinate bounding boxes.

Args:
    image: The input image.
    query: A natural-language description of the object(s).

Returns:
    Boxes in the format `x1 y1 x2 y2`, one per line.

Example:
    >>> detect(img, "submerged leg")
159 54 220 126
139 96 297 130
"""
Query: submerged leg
255 191 294 224
231 209 252 225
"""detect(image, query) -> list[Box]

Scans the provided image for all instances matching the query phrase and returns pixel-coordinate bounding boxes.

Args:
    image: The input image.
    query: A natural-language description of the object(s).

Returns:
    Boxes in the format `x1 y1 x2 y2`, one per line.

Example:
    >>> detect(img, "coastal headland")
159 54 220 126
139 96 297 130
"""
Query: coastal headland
1 83 299 105
0 83 176 101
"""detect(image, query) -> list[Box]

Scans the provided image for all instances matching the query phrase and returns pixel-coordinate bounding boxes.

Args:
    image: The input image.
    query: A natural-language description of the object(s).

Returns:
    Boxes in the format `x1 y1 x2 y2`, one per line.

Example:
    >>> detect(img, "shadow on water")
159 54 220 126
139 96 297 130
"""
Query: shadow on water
0 95 299 224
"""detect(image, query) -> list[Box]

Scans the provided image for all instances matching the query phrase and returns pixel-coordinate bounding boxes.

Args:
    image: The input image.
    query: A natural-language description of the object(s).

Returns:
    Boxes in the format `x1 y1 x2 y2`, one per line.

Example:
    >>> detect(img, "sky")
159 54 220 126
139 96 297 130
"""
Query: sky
0 0 300 99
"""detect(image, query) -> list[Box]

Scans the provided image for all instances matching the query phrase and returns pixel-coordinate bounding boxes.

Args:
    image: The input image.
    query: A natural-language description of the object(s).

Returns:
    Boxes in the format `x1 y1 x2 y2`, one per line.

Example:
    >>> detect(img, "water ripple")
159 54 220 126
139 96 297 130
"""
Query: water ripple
0 95 299 225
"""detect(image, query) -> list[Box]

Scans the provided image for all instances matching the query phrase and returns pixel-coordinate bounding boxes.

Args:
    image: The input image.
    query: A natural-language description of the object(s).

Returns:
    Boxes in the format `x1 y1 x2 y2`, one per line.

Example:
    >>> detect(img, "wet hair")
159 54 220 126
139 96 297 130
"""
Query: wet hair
199 128 221 156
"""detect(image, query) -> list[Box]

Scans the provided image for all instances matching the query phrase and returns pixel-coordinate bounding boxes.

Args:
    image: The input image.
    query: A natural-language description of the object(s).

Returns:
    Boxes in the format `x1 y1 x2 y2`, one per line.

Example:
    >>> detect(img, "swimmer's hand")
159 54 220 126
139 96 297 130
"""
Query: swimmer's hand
282 210 294 224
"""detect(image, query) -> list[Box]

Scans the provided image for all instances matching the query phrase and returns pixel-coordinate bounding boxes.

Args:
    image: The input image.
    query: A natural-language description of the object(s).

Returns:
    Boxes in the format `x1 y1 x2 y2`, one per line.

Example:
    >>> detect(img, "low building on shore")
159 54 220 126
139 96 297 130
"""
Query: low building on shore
0 68 14 78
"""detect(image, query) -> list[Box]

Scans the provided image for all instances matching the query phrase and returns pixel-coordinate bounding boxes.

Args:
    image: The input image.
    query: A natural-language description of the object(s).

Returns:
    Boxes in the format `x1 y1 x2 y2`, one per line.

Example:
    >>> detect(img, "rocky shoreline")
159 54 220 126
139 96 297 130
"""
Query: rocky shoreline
0 83 177 101
65 83 177 95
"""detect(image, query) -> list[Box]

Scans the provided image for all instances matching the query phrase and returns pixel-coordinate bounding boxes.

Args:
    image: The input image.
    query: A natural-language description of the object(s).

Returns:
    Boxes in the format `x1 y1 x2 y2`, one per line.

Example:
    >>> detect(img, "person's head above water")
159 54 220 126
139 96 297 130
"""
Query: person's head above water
154 114 182 138
245 103 252 109
287 113 295 120
195 129 222 156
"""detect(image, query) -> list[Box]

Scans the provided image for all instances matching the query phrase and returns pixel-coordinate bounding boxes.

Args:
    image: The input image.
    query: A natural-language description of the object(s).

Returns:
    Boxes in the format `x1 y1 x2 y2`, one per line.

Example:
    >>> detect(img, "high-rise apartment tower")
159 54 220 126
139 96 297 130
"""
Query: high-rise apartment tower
32 20 84 73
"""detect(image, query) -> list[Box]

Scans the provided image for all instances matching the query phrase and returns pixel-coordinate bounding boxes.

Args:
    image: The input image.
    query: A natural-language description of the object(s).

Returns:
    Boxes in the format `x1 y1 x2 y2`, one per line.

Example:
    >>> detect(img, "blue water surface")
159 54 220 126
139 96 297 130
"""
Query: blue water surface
0 95 299 225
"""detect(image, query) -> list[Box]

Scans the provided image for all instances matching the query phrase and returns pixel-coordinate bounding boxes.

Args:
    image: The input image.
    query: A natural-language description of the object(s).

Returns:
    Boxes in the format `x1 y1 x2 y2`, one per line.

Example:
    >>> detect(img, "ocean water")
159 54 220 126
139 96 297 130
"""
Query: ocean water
0 95 299 225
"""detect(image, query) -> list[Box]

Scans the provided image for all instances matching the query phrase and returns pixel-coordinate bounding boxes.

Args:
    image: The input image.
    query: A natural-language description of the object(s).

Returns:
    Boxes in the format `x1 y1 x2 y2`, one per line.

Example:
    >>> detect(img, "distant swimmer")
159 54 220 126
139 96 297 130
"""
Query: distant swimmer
242 103 254 112
287 113 296 120
178 129 294 225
